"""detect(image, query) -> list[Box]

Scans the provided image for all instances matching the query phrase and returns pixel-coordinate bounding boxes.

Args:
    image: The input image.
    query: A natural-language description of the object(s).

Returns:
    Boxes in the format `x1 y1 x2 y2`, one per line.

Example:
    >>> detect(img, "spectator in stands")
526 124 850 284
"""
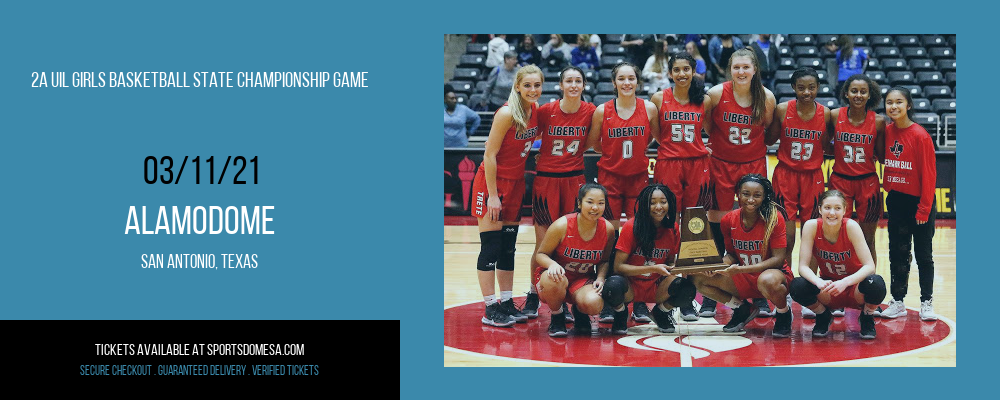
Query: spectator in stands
516 35 542 67
685 41 708 81
571 34 600 70
542 34 573 72
749 34 780 91
480 51 520 111
486 34 511 68
622 34 656 66
589 34 603 57
642 39 671 93
834 35 867 100
709 35 744 85
445 88 482 148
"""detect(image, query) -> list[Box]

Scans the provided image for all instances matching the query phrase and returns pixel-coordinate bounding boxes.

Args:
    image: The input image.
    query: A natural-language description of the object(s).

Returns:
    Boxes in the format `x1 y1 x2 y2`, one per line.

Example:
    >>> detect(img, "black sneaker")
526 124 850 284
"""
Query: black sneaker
632 302 652 322
754 298 773 317
599 304 614 323
679 301 699 321
482 303 515 327
522 293 540 319
859 313 877 340
611 308 629 334
812 308 833 337
723 300 759 333
698 298 717 317
548 311 568 337
572 306 591 335
650 304 676 333
563 303 574 323
772 310 792 338
500 299 528 323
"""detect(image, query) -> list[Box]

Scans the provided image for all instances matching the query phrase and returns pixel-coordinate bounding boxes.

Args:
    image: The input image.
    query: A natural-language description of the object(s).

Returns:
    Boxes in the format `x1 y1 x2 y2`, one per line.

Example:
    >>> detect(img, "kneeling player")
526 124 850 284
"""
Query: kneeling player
690 174 794 337
535 183 617 337
790 190 886 339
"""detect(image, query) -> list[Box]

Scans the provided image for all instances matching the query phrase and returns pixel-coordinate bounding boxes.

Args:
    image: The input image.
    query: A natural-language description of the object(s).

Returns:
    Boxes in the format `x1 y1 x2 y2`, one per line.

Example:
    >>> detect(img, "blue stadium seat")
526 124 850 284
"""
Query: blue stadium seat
793 46 819 57
865 71 887 85
924 86 952 99
818 84 834 97
911 98 932 113
796 58 823 68
901 47 927 60
895 35 921 47
816 70 827 82
778 58 795 70
887 71 916 86
881 58 908 71
788 34 815 46
900 85 923 98
921 35 947 47
909 59 935 71
868 35 894 46
936 59 956 72
778 46 791 57
931 99 956 114
928 47 955 60
873 46 900 58
852 36 868 46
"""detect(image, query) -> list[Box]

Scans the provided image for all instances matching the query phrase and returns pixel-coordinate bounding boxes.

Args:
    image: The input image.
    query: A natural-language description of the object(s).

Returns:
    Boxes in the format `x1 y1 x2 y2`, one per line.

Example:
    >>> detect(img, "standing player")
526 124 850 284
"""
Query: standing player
766 67 831 318
790 190 886 339
703 48 776 318
649 52 714 321
472 65 543 327
828 74 885 268
690 174 794 337
587 61 659 229
879 87 938 320
535 183 618 336
611 184 697 333
524 66 597 319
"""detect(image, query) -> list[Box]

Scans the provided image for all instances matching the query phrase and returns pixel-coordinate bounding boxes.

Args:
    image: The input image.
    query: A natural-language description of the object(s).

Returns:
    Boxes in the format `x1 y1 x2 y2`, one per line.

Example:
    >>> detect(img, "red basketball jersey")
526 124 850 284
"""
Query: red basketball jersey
536 100 596 173
833 109 877 176
615 218 680 279
813 218 864 280
485 102 539 180
598 98 651 175
721 208 788 268
552 214 609 278
657 88 709 159
777 100 826 171
709 81 767 163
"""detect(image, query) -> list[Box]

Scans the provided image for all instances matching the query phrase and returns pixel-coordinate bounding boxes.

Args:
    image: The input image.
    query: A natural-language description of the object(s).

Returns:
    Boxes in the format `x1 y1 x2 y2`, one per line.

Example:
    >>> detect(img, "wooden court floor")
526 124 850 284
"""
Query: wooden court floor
444 221 956 367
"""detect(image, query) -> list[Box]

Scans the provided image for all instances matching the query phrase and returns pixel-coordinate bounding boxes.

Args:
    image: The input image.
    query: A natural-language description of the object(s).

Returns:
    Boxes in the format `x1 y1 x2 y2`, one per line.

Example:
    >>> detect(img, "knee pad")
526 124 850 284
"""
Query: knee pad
858 274 887 305
602 275 628 308
789 277 820 306
665 277 696 307
496 226 517 271
477 231 503 271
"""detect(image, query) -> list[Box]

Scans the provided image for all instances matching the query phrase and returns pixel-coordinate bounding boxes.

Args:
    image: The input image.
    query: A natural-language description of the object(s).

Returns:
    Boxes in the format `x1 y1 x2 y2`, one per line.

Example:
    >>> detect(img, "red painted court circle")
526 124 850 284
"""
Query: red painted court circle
444 297 954 367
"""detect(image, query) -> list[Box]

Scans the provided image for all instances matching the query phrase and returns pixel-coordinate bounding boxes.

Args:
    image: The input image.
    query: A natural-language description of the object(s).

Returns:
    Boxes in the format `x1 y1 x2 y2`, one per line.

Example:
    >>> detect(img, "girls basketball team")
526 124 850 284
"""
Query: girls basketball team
468 42 939 340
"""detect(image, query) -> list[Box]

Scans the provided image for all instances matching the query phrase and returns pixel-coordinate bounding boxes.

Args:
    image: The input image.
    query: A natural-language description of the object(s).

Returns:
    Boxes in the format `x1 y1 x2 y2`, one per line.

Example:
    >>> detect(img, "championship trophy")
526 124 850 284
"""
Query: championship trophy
672 207 729 273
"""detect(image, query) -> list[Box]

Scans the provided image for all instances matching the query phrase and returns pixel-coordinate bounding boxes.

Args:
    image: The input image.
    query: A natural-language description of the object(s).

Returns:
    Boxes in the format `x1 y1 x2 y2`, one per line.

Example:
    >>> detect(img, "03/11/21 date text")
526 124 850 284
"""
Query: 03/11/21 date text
145 156 257 184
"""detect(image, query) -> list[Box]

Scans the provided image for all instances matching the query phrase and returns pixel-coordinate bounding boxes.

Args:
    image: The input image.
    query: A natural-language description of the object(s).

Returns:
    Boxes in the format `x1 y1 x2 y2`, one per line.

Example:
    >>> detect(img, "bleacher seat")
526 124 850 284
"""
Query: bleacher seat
912 98 932 113
583 83 595 96
900 85 923 98
466 43 488 54
778 97 795 104
593 94 616 105
788 34 815 46
543 70 560 81
603 44 626 56
775 84 795 98
775 70 794 83
778 46 791 57
866 57 881 70
909 59 935 71
881 58 908 71
448 81 474 95
599 69 614 81
543 82 562 95
778 58 795 69
816 70 828 82
887 71 916 86
865 71 887 85
928 47 955 60
538 94 560 104
941 112 956 129
947 35 956 47
901 47 927 60
869 35 894 46
931 98 956 114
455 93 468 104
583 94 593 103
453 68 481 81
874 46 900 58
913 113 940 133
796 58 823 68
945 72 955 88
816 34 838 45
601 56 627 68
597 82 616 94
793 46 819 57
924 86 953 99
583 69 598 81
916 71 945 86
853 36 869 46
922 35 947 47
460 54 486 68
816 97 838 108
936 59 956 72
818 84 834 96
895 35 921 47
605 34 624 44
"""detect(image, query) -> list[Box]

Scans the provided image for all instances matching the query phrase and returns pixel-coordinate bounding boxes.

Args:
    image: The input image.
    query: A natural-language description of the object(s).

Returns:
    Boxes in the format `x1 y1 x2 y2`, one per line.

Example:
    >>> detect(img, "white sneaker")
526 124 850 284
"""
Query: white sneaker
919 299 938 321
801 306 816 319
832 308 845 317
879 300 907 319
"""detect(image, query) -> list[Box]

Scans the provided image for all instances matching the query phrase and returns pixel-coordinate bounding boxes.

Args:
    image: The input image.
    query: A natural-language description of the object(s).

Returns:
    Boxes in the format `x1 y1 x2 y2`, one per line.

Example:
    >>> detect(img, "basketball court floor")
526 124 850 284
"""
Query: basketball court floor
444 218 956 367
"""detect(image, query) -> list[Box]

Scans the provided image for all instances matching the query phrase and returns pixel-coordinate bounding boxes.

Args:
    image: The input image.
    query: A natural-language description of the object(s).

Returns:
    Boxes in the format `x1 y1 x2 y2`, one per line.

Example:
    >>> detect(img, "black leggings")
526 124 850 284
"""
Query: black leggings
886 191 936 302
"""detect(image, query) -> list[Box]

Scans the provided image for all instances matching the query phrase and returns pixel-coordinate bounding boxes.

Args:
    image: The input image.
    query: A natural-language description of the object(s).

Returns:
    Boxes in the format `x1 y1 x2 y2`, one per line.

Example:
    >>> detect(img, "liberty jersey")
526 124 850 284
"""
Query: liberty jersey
777 100 826 170
833 109 877 176
710 81 767 163
551 214 609 278
537 100 595 173
813 218 864 280
615 218 679 280
657 88 709 159
486 102 539 180
598 98 651 175
721 209 788 269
